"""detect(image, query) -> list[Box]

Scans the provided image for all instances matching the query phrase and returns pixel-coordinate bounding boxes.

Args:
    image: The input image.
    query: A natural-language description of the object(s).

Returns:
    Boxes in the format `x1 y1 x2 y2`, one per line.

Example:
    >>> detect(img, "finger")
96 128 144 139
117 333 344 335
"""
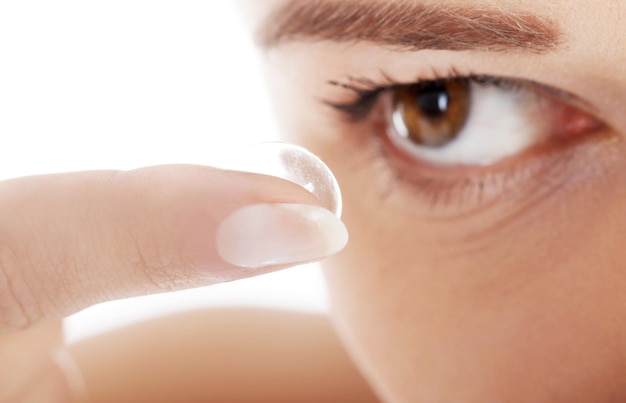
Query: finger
0 322 63 400
12 348 83 403
0 321 87 402
0 165 348 333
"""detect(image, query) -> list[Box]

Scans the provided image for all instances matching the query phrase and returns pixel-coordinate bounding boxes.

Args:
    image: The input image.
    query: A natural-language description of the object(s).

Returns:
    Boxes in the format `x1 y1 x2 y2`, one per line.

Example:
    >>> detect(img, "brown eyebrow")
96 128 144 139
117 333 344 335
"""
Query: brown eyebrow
257 0 561 53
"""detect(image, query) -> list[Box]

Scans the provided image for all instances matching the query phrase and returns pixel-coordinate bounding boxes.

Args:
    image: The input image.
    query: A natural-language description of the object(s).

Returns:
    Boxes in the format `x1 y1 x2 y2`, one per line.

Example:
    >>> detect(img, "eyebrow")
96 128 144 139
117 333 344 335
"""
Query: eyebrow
257 0 561 53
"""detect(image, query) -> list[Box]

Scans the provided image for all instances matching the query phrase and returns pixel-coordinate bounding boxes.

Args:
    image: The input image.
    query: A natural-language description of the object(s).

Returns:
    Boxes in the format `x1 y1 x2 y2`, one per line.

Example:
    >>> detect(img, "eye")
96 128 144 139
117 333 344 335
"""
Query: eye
385 77 600 166
327 75 604 168
392 79 470 149
324 73 608 212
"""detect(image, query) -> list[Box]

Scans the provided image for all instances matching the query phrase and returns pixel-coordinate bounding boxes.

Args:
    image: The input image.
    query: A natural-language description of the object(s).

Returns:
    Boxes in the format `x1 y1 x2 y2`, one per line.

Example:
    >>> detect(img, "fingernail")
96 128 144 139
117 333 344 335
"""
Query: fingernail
216 203 348 268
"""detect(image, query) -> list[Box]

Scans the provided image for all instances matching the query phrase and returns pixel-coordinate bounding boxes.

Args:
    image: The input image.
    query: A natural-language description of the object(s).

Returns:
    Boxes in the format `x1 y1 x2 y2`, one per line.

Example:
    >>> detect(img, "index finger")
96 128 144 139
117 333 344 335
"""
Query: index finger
0 164 348 333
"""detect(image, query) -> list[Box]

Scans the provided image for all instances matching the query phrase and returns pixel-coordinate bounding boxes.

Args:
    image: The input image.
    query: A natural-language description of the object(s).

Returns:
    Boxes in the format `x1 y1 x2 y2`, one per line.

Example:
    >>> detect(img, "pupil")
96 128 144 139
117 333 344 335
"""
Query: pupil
417 82 449 118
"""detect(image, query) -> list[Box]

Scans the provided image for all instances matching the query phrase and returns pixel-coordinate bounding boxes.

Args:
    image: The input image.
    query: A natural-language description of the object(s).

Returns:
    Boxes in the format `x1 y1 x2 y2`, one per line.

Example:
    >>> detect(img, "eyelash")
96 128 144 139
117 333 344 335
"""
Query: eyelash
325 72 521 122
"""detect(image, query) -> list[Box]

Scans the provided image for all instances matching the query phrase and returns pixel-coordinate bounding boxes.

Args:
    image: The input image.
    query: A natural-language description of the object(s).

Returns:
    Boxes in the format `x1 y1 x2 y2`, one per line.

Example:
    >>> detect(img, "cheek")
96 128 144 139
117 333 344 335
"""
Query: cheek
285 120 626 402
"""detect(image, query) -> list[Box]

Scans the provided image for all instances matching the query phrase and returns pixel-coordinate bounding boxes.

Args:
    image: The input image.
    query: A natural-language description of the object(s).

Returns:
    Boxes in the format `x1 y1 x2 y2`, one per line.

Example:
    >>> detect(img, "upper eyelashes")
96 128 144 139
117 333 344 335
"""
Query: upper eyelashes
325 74 604 167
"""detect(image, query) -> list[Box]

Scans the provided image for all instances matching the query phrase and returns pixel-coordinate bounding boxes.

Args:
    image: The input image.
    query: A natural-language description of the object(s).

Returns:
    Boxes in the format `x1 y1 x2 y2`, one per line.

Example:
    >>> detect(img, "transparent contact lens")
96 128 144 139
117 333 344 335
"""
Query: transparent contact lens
230 142 342 218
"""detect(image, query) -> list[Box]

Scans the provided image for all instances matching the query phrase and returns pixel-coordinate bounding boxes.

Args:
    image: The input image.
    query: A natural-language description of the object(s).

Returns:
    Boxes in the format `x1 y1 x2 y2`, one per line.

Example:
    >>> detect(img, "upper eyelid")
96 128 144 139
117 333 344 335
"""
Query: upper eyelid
526 81 600 116
323 80 387 122
323 73 601 123
323 73 486 122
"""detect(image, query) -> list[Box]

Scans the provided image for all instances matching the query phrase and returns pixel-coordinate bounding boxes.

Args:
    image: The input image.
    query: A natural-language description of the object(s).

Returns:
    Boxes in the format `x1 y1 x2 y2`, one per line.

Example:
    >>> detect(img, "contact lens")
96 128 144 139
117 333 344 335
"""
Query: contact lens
228 142 342 218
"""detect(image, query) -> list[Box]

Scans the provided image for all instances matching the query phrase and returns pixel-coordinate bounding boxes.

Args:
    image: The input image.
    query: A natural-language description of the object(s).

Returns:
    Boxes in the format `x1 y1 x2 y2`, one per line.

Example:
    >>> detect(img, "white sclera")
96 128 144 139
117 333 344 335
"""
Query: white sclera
229 142 342 218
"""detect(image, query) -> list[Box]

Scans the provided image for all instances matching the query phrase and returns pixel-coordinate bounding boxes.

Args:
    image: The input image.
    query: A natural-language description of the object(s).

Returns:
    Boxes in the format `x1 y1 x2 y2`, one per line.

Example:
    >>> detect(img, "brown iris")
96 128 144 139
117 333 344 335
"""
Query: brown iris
393 79 471 148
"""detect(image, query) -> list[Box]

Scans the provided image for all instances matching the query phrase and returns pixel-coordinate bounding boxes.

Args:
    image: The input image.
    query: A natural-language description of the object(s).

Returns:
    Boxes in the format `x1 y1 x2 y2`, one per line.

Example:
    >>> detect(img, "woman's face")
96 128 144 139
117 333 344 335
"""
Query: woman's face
243 1 626 401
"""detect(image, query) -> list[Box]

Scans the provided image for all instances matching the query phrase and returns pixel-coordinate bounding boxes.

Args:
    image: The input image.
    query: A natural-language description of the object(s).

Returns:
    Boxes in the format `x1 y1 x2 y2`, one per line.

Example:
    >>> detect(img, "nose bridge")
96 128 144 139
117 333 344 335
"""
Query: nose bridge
568 63 626 133
549 1 626 132
591 80 626 133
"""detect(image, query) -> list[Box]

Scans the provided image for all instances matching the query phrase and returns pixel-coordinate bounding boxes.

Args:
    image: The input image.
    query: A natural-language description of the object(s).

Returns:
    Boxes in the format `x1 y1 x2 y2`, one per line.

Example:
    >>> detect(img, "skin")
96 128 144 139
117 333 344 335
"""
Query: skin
243 0 626 401
6 0 626 402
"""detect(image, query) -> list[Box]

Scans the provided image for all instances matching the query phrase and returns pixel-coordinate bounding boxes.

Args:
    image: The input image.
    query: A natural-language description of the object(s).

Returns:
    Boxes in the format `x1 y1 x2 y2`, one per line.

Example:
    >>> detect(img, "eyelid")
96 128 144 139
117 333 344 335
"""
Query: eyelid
324 73 601 126
524 79 602 120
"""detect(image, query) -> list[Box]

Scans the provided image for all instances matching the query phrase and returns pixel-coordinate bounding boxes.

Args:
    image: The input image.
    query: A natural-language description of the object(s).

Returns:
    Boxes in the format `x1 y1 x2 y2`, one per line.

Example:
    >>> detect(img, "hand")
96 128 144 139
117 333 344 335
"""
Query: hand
0 164 348 402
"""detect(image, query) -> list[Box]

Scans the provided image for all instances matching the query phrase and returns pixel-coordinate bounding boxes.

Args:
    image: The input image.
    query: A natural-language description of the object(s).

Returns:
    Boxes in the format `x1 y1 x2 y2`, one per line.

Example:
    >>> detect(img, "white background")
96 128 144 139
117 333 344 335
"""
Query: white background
0 1 329 342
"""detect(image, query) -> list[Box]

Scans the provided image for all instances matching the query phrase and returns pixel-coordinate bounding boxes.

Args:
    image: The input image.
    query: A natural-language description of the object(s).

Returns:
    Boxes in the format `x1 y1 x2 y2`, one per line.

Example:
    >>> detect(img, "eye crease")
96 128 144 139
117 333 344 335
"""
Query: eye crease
326 74 605 167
